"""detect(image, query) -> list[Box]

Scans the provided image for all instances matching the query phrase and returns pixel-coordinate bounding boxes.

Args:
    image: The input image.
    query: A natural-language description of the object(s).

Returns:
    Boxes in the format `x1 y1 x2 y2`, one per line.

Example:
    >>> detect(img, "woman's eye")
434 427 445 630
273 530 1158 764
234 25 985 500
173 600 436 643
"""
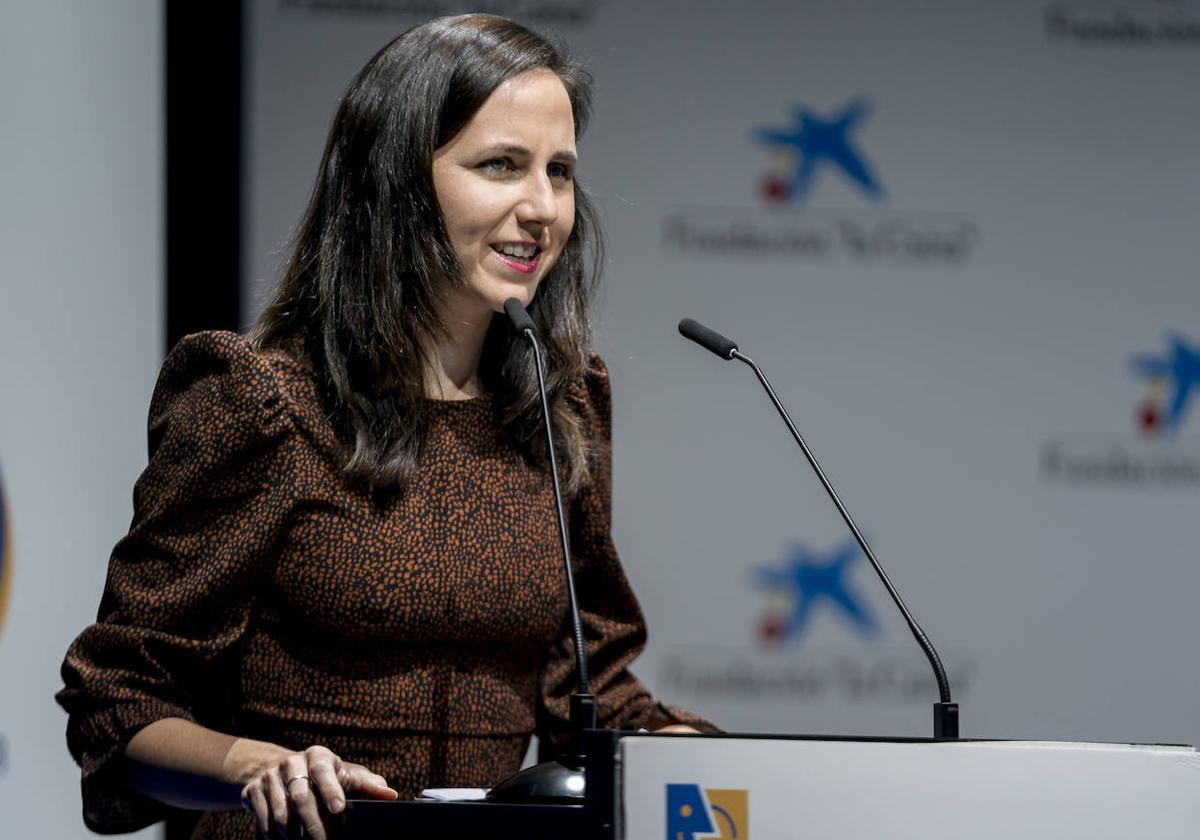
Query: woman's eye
480 158 513 174
548 162 573 181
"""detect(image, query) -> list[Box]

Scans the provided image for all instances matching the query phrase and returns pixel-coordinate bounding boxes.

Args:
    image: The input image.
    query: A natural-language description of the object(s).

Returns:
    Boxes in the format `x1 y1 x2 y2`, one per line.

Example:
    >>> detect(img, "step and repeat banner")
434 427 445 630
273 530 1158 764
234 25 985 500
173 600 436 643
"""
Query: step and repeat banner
245 0 1200 747
0 2 163 838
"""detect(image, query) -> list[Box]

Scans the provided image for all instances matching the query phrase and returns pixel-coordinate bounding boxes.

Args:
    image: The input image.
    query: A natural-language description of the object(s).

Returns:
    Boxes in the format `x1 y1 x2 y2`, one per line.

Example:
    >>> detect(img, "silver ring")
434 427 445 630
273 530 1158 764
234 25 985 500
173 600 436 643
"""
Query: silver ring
284 774 311 799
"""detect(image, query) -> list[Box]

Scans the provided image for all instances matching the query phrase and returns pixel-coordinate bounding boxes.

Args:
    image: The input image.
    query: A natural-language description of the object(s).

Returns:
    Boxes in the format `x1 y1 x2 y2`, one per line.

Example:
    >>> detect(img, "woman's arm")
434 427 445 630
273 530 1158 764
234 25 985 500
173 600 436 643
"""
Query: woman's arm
57 334 302 833
125 717 397 840
124 718 282 810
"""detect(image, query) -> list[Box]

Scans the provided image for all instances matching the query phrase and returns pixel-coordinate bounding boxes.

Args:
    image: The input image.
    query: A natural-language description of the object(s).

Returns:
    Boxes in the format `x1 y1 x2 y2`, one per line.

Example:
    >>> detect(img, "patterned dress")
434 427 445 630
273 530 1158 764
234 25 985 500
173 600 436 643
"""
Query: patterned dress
57 331 710 838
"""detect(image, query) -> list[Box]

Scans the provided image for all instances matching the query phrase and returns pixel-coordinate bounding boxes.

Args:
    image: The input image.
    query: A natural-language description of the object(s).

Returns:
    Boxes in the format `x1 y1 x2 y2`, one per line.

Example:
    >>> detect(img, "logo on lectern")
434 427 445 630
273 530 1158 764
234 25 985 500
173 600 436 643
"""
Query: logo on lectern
666 784 748 840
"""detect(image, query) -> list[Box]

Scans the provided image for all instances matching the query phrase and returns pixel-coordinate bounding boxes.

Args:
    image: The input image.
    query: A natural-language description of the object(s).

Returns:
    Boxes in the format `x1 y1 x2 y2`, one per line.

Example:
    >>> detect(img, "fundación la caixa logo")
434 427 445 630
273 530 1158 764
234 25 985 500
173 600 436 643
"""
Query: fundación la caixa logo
1131 332 1200 437
666 784 748 840
1041 331 1200 487
659 530 977 704
1045 2 1200 48
756 536 879 646
756 98 886 205
661 95 977 264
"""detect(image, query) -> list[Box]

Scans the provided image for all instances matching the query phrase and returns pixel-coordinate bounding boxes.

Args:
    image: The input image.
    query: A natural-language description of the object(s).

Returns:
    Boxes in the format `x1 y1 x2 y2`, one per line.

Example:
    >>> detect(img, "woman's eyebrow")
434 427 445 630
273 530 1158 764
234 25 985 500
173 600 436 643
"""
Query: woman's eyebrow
482 143 577 163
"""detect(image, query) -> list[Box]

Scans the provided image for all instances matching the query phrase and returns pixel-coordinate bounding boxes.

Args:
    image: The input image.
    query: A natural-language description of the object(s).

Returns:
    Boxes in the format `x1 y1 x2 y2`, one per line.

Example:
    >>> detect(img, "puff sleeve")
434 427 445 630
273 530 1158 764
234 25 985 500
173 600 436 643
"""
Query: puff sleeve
537 354 716 748
56 332 297 833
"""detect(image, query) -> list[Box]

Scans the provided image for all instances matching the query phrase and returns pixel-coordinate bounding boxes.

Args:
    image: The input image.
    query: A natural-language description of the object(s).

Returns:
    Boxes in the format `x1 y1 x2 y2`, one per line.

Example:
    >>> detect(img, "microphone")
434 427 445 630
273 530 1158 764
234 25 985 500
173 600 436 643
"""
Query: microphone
488 299 597 802
678 317 738 360
678 317 960 739
504 297 538 337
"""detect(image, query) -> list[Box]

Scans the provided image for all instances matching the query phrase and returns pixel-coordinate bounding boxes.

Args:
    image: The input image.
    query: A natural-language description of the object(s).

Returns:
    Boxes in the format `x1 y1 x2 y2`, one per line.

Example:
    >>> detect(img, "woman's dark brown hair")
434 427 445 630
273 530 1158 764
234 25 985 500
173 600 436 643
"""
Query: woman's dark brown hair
250 14 602 490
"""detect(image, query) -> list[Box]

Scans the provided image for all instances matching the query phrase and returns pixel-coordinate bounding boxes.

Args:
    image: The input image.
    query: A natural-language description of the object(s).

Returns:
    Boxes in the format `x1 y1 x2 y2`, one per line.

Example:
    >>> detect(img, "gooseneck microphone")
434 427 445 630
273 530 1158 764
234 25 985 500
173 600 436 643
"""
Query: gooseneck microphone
502 297 538 340
678 317 960 739
503 298 591 701
678 318 738 359
488 299 597 802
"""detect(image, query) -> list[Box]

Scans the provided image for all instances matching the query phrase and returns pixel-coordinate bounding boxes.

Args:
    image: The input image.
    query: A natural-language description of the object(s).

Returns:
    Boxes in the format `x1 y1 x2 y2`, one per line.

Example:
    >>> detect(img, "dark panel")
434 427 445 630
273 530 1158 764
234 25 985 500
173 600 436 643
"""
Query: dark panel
164 12 244 839
166 2 243 354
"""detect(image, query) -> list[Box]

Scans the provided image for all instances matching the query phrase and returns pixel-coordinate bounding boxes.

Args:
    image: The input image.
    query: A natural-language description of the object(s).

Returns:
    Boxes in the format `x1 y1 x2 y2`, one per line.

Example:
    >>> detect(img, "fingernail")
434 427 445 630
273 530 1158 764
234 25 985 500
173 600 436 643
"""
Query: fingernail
332 798 344 812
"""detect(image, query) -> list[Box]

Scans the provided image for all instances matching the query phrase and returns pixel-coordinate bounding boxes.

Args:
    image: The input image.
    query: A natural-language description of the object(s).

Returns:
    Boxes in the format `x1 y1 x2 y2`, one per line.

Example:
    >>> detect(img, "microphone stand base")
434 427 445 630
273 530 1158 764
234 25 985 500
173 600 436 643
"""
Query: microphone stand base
934 702 960 739
486 758 586 803
487 693 596 802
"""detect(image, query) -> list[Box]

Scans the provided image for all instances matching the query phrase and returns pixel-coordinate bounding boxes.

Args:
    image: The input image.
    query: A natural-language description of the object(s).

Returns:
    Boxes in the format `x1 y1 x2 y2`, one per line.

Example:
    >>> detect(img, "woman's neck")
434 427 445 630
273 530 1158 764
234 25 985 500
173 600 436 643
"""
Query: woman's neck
423 297 493 400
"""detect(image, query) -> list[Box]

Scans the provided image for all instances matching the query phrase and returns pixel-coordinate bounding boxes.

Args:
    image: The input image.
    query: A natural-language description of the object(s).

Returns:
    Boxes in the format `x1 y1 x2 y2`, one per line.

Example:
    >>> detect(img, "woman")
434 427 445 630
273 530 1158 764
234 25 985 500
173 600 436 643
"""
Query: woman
57 14 710 840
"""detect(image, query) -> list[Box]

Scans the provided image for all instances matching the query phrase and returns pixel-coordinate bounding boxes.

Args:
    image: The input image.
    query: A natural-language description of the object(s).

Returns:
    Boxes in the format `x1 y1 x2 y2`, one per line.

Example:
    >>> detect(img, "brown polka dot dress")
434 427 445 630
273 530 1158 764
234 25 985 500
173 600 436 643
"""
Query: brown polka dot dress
56 331 712 838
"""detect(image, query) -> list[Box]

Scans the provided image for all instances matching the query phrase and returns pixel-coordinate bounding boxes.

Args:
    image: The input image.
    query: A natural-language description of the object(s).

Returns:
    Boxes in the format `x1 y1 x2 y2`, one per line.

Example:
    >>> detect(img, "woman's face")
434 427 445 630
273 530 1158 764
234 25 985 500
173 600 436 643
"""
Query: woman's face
432 68 577 321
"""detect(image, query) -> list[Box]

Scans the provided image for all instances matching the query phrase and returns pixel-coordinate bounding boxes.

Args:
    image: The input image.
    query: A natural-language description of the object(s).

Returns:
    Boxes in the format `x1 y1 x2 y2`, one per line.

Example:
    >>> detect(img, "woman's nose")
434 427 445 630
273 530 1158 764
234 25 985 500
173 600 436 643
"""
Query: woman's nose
516 173 559 226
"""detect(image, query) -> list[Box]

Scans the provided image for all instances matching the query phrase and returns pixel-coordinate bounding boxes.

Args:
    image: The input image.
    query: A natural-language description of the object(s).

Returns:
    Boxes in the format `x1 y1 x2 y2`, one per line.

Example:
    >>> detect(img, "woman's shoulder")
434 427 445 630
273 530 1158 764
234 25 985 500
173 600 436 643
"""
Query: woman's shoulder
580 349 609 390
567 350 613 441
568 349 609 398
149 331 308 445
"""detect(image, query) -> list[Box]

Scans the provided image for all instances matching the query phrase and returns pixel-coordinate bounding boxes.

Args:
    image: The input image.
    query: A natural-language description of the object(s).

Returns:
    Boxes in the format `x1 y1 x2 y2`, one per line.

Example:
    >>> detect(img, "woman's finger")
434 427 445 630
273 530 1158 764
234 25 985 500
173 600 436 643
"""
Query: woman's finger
341 763 399 799
241 783 270 837
264 768 291 834
307 748 347 814
281 754 325 840
287 780 326 840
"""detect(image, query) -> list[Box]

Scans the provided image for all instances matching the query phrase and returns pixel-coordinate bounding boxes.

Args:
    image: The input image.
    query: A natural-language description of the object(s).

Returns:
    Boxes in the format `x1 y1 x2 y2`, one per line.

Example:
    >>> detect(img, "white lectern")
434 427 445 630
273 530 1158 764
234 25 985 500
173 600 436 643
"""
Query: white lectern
622 735 1200 840
339 732 1200 839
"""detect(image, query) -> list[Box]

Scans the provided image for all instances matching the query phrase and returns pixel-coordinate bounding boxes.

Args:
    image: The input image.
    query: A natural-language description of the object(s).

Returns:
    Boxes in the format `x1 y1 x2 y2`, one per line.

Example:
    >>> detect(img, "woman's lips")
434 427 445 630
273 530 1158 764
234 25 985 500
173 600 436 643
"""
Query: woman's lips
491 247 541 275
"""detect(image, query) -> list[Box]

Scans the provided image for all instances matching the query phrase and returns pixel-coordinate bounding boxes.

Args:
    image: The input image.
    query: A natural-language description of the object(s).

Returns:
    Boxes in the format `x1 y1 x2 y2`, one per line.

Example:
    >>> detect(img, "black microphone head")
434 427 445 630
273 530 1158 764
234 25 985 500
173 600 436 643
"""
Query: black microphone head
504 298 537 337
678 318 738 360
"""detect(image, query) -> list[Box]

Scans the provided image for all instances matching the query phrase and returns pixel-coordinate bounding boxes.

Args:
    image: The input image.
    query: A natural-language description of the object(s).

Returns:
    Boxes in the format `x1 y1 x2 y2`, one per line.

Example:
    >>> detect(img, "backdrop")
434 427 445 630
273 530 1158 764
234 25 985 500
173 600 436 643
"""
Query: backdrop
0 2 163 838
245 0 1200 748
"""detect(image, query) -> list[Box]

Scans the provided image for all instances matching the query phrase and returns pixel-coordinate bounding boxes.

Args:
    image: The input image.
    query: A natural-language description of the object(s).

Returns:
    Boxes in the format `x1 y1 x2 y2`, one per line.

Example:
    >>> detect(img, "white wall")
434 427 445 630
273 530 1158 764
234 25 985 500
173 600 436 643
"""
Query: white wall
0 1 163 837
244 0 1200 750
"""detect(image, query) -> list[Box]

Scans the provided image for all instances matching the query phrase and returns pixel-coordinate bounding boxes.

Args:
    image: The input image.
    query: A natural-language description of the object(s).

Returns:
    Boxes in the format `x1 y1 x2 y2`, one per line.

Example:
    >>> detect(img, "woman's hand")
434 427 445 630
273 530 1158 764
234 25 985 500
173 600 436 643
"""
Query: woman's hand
237 745 398 840
124 718 398 837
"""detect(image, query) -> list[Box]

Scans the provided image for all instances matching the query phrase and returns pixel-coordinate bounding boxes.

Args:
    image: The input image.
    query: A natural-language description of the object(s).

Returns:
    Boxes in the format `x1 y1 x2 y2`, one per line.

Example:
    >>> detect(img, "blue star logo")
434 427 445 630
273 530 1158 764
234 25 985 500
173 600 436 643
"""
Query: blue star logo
1131 333 1200 435
756 537 879 645
756 98 885 204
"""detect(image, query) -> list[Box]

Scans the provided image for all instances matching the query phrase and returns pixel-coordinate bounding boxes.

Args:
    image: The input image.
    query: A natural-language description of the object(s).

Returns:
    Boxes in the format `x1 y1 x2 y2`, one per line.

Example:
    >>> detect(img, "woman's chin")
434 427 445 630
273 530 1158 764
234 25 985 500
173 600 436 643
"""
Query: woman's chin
488 284 538 313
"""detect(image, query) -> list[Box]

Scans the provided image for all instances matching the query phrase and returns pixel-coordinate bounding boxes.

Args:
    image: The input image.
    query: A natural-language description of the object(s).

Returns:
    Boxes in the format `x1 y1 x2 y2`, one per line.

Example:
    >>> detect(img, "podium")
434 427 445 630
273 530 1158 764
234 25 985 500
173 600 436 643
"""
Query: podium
337 730 1200 839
